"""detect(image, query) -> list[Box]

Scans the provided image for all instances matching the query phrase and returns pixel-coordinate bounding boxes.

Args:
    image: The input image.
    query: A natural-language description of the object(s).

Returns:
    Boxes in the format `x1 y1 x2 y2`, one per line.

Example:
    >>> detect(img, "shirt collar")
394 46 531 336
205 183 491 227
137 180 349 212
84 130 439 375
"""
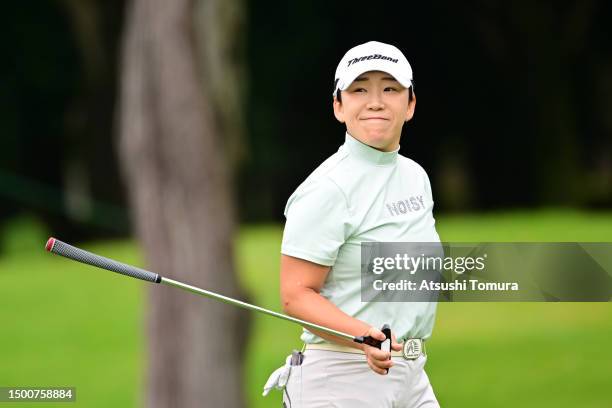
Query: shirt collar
343 132 399 165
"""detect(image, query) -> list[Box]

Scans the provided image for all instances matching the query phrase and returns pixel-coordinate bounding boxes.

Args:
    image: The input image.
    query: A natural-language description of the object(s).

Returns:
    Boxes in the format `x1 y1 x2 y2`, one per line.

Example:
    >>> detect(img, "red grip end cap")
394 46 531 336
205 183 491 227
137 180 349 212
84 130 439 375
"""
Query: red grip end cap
45 237 56 252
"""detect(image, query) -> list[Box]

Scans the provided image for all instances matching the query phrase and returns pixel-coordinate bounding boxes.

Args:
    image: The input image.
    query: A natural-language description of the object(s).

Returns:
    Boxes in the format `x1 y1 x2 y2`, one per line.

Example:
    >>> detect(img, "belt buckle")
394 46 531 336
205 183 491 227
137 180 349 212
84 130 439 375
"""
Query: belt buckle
402 338 422 360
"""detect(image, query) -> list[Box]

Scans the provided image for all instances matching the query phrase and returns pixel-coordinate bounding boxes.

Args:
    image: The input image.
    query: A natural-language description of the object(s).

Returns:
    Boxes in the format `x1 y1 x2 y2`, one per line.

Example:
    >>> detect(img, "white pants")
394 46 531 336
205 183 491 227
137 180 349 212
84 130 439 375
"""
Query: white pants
282 349 439 408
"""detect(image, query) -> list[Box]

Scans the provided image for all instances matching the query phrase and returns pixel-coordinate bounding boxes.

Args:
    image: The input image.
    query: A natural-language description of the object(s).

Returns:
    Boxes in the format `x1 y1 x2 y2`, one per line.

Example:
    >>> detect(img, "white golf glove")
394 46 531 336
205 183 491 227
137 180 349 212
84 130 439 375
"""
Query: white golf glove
262 354 293 396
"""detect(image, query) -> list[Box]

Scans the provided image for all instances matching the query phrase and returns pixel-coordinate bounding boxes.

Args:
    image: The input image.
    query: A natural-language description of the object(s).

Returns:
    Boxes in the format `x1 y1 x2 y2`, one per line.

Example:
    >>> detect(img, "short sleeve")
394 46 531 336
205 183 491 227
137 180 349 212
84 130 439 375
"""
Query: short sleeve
281 179 349 266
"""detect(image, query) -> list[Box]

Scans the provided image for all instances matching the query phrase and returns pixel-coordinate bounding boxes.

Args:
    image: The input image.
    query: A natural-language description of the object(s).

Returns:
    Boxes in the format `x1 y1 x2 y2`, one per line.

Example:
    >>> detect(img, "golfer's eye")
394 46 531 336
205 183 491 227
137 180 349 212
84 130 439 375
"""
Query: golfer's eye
384 87 399 92
353 88 367 93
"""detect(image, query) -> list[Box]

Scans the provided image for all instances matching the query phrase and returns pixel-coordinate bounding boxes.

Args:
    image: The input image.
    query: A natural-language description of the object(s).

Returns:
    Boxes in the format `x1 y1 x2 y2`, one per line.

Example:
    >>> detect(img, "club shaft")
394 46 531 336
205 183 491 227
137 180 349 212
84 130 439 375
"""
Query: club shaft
160 277 354 340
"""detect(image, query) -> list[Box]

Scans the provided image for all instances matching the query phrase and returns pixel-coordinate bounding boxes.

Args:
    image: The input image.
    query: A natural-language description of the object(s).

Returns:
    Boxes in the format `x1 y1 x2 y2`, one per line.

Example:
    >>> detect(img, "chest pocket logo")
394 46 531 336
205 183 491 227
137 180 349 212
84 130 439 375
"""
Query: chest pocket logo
385 196 425 216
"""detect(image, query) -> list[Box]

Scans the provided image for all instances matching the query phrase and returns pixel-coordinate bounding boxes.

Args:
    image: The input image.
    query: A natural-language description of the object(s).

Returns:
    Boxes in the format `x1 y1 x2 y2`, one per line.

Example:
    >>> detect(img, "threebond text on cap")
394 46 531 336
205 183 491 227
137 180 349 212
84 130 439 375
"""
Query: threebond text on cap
333 41 413 96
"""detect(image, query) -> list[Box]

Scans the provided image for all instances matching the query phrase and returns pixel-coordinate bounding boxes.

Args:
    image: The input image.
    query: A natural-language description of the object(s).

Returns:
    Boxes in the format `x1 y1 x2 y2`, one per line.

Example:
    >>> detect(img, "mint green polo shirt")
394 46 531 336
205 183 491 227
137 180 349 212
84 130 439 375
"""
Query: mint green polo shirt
281 133 440 343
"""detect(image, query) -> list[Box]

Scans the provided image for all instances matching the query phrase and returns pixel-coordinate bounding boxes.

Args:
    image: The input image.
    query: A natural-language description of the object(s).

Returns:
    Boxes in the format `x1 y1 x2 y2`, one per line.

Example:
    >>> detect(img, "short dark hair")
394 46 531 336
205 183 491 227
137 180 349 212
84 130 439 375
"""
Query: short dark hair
334 81 415 104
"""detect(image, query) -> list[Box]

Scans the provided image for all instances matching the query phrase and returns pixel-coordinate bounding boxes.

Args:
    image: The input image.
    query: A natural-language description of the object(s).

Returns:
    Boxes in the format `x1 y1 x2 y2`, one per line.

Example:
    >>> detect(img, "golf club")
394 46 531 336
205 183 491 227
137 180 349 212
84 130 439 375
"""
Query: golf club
45 237 391 350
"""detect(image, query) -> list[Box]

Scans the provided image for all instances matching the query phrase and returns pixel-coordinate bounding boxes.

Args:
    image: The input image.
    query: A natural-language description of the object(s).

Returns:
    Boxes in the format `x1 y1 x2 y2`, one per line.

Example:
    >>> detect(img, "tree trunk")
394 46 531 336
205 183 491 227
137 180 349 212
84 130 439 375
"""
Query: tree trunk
117 0 248 407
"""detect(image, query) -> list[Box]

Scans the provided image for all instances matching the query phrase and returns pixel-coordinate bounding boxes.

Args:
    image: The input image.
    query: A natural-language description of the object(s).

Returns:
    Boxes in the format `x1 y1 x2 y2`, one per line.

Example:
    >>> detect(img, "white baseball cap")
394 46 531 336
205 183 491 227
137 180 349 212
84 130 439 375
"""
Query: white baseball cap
333 41 413 96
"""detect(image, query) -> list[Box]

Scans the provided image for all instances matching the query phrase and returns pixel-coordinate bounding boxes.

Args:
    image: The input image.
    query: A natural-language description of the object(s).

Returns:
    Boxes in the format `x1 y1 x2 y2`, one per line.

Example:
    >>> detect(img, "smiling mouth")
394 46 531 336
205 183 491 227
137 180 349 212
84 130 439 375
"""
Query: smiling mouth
361 117 389 121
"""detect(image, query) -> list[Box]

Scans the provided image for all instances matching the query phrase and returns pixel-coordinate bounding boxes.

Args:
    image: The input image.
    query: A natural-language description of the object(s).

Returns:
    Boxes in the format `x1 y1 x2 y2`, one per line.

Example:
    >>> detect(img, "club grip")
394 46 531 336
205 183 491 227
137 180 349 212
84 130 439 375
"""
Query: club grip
354 324 392 349
354 324 393 373
46 237 161 283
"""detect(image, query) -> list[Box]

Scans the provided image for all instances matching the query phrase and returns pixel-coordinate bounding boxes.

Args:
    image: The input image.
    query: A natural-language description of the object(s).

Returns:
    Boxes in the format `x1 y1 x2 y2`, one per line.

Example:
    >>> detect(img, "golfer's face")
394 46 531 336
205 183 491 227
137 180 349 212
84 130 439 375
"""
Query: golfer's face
334 71 413 152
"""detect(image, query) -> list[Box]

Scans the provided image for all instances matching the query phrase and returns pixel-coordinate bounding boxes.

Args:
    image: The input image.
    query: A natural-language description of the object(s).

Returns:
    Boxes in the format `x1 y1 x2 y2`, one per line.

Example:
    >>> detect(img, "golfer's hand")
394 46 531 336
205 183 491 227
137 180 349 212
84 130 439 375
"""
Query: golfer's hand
362 327 403 375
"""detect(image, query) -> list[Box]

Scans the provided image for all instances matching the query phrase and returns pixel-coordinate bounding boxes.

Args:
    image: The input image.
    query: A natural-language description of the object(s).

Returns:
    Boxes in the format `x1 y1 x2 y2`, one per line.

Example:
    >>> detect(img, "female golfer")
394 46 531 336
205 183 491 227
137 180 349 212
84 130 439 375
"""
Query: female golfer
273 41 440 407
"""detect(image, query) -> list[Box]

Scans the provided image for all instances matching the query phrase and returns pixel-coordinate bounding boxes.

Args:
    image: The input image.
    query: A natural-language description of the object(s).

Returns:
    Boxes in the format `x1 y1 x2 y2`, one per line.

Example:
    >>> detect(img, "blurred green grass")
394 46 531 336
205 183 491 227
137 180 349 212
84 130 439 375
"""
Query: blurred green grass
0 210 611 407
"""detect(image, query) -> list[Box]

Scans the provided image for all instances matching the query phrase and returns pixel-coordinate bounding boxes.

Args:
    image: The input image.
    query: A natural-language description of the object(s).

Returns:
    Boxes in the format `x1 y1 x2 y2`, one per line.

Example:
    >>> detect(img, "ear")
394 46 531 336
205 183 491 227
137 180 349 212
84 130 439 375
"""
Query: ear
333 96 345 123
405 92 416 122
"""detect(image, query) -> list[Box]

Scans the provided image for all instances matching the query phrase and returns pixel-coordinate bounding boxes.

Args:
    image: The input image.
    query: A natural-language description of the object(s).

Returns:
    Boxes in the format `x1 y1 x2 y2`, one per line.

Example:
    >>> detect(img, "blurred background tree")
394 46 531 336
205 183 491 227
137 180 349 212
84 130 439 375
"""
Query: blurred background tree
117 0 248 407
